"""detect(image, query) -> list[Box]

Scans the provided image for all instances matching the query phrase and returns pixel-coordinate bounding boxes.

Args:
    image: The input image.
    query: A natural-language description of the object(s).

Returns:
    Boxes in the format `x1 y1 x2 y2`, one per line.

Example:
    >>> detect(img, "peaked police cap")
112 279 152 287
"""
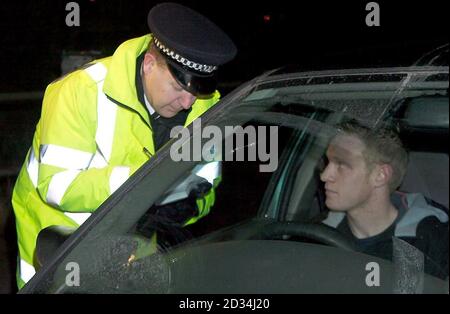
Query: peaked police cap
148 2 237 96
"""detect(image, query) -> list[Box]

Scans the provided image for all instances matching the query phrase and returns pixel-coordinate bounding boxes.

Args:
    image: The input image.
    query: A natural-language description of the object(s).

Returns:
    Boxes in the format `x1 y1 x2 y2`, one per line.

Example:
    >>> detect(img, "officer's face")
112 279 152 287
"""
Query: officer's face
320 134 377 214
142 52 196 118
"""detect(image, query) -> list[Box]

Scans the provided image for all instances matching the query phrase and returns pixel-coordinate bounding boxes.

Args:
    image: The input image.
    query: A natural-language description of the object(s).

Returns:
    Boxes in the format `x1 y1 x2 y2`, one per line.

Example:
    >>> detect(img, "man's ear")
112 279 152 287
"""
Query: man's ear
142 52 156 75
373 163 393 188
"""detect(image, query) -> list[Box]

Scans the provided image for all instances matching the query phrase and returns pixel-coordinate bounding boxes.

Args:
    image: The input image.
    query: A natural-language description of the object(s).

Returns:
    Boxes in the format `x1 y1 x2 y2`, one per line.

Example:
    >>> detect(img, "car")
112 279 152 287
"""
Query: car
20 45 449 294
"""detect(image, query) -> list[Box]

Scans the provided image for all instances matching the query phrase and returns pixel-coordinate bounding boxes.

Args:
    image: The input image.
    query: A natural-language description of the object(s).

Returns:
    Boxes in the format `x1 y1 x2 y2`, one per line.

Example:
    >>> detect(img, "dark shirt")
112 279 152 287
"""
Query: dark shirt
336 198 449 279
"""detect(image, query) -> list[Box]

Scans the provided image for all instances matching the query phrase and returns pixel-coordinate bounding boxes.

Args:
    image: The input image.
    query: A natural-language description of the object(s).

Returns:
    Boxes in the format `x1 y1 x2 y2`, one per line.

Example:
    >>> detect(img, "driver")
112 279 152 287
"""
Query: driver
320 120 449 279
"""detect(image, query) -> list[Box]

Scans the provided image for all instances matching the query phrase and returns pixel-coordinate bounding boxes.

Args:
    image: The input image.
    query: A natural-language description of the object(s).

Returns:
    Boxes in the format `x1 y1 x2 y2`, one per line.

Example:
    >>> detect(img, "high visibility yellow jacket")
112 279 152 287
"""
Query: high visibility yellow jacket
11 34 220 288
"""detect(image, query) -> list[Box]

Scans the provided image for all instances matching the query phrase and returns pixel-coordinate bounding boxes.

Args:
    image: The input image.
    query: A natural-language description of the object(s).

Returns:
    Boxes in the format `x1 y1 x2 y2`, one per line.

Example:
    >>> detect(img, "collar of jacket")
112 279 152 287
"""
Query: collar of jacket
394 192 449 237
323 192 449 236
102 34 153 126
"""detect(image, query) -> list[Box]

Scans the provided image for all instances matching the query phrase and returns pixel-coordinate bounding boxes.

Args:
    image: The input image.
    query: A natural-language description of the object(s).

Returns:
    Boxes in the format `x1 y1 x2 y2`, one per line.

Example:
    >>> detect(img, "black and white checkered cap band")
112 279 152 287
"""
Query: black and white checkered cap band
154 37 218 74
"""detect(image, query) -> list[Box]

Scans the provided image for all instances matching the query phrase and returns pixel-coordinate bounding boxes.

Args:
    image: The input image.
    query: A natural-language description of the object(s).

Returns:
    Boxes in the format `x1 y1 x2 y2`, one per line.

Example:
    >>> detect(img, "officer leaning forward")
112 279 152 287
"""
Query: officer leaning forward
12 2 237 289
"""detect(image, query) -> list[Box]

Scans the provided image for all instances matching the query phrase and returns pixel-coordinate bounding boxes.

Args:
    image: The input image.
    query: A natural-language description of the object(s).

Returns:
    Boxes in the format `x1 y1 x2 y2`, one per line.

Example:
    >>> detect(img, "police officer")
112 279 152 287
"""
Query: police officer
12 2 236 288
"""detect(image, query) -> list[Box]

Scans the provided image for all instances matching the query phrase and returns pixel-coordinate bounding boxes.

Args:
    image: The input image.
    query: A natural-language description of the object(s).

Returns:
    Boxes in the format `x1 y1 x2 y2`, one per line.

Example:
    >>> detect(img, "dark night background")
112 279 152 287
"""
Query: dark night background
0 0 447 293
0 0 448 92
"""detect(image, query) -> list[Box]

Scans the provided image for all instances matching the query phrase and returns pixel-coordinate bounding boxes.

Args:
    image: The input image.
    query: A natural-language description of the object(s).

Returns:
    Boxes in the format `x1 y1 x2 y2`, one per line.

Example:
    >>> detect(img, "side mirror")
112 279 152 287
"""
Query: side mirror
35 225 76 270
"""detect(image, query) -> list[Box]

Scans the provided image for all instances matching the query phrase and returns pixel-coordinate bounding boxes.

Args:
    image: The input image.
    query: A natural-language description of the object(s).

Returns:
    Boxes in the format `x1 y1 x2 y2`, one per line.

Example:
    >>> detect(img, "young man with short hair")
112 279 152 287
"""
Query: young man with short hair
321 120 448 279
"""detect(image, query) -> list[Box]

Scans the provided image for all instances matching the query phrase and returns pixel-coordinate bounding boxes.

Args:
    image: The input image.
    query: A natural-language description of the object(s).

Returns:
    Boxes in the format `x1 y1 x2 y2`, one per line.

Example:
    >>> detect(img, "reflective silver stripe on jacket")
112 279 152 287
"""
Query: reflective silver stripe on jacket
64 212 92 226
20 258 36 283
40 144 93 170
26 149 39 188
194 161 222 185
85 63 129 195
84 62 118 166
46 170 82 206
39 144 93 205
84 62 108 83
109 166 130 194
94 80 117 164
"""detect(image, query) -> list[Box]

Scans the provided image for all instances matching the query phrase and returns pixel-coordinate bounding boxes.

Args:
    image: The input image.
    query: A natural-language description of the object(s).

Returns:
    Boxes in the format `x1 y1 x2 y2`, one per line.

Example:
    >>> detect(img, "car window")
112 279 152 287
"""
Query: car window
28 97 335 293
24 69 449 293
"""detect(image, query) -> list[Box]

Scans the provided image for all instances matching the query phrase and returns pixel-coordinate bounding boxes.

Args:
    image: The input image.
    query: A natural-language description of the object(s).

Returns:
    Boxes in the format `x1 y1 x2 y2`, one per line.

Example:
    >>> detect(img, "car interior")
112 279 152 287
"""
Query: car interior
281 95 449 227
25 90 448 293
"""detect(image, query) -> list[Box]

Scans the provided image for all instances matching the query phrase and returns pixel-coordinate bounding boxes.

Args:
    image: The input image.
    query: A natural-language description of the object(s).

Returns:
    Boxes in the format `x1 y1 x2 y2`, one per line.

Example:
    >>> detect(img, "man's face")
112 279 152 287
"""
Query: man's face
320 133 376 213
142 53 197 118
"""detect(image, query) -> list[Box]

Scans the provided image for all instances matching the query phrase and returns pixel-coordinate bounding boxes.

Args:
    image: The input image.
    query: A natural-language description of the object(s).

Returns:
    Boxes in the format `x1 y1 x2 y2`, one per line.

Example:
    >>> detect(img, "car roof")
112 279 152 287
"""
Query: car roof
234 65 447 128
264 44 449 77
257 65 448 85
